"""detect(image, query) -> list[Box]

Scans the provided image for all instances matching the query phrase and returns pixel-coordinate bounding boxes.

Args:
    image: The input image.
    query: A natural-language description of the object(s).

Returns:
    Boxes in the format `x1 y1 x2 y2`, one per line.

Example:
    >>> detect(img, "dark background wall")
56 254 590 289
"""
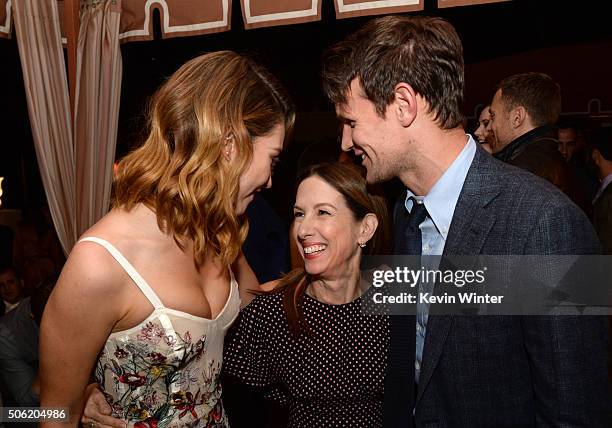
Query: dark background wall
1 0 611 214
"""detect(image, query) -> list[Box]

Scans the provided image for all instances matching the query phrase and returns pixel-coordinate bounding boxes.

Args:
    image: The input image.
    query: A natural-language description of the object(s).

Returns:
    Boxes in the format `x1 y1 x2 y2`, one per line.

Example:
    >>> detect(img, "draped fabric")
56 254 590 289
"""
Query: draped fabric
119 0 231 43
241 0 321 29
333 0 423 19
74 0 122 233
0 0 11 39
5 0 514 43
13 0 77 255
438 0 509 8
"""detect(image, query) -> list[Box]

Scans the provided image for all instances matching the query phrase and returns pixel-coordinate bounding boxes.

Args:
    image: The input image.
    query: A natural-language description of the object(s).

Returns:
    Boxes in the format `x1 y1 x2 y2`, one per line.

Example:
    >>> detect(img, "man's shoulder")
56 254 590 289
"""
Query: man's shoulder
476 150 572 207
596 183 612 205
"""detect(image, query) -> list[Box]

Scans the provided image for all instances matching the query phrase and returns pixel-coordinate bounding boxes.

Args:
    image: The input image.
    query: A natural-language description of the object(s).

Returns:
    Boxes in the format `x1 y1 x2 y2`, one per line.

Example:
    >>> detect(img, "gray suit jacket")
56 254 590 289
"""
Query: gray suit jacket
385 146 611 427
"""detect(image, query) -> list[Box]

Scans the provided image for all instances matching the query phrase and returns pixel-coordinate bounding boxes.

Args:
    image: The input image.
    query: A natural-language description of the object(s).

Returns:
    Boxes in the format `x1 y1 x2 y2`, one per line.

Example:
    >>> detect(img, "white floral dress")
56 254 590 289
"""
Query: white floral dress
81 237 240 428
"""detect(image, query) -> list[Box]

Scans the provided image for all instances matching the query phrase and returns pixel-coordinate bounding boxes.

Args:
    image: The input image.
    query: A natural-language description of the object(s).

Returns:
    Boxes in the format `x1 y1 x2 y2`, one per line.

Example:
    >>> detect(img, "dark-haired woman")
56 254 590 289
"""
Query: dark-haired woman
223 162 391 427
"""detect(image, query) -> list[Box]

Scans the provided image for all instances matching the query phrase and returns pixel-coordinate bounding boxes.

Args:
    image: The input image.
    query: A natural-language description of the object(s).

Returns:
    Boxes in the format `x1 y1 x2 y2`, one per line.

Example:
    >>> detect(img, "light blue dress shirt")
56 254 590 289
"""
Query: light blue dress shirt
404 135 477 382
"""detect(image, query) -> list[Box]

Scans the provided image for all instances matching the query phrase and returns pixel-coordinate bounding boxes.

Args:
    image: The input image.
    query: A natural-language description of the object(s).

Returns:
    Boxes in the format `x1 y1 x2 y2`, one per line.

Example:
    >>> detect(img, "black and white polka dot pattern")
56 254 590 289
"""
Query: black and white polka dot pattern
224 292 389 427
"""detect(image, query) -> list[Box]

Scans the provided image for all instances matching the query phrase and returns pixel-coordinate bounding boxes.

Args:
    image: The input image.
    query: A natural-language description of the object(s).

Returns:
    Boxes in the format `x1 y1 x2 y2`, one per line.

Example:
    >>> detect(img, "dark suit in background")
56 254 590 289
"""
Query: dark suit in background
242 193 289 283
385 146 611 427
593 183 612 255
0 297 39 406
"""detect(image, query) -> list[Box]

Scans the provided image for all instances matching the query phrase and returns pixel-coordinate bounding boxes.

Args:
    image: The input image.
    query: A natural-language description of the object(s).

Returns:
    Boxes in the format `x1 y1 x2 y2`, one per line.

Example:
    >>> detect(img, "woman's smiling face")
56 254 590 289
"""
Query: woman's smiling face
293 175 365 280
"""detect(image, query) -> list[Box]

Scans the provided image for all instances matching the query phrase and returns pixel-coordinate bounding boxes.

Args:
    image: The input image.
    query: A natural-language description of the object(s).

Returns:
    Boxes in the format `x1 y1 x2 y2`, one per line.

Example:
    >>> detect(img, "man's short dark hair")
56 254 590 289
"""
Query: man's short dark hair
556 118 578 132
497 72 561 127
322 15 465 129
0 265 20 279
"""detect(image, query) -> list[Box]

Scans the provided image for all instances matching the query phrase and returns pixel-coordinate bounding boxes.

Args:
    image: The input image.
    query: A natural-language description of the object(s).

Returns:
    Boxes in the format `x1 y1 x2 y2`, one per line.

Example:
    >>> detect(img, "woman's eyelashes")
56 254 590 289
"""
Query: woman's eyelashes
292 208 334 218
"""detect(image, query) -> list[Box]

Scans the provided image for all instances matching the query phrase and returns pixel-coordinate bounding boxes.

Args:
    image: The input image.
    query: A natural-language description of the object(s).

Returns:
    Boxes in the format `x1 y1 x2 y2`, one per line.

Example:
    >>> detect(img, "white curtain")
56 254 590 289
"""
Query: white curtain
14 0 123 255
13 0 77 254
75 0 122 233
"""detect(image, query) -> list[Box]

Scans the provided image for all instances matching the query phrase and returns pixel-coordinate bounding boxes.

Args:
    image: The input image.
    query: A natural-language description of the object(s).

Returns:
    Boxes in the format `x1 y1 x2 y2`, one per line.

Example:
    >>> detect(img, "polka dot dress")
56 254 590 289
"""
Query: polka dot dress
223 291 389 427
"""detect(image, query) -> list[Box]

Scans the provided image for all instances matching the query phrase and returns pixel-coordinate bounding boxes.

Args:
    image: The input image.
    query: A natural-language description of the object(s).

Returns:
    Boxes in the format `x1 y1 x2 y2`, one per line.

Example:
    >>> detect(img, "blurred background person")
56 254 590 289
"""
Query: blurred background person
0 266 25 316
557 121 599 209
558 122 581 162
473 105 496 153
489 72 590 212
0 275 55 407
590 127 612 254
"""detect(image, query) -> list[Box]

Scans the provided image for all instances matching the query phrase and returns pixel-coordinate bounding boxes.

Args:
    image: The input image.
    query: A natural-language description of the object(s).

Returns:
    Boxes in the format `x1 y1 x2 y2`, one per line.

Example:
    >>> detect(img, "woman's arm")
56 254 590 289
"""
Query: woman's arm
232 251 260 307
40 244 125 427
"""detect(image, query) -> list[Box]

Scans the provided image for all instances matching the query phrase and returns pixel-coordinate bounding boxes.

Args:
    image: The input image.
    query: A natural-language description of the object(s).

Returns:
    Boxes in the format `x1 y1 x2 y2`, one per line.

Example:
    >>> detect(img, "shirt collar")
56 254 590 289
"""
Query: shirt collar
601 173 612 191
405 135 477 240
594 173 612 202
3 299 20 313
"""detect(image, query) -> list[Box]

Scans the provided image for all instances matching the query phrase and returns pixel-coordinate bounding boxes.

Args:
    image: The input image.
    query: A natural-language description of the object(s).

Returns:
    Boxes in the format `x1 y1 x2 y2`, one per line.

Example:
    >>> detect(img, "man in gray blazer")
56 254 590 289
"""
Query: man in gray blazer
322 15 610 427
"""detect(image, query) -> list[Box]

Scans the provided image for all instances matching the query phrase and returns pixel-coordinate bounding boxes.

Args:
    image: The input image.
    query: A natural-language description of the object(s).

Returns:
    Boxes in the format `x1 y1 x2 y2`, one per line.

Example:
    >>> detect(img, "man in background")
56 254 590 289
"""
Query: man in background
0 275 55 407
591 128 612 254
489 72 592 212
0 266 25 316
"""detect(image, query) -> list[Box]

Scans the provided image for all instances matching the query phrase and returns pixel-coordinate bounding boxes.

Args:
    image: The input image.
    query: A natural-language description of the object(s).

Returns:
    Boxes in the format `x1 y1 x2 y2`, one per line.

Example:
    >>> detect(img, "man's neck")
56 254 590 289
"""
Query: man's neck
599 167 612 181
398 127 468 196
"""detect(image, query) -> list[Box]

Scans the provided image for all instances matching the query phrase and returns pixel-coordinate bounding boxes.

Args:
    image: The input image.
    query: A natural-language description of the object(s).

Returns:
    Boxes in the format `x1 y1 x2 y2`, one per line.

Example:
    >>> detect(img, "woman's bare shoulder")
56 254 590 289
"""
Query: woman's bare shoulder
61 209 140 296
259 279 282 292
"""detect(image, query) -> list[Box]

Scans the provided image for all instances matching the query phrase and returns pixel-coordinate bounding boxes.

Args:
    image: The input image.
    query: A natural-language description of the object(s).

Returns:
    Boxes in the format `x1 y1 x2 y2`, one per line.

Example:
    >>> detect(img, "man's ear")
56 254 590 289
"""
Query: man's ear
393 83 418 128
359 213 379 246
592 148 603 166
512 106 528 129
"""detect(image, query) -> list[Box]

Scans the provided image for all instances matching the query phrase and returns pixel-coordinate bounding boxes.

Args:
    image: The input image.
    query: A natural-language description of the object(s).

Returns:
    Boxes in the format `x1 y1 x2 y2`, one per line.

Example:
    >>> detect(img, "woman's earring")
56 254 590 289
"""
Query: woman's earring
358 241 366 248
223 134 234 160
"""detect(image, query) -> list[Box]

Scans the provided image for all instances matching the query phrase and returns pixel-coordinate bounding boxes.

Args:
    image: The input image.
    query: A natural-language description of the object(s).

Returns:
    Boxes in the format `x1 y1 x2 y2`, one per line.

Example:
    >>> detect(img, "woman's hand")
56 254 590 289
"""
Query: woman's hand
80 384 125 428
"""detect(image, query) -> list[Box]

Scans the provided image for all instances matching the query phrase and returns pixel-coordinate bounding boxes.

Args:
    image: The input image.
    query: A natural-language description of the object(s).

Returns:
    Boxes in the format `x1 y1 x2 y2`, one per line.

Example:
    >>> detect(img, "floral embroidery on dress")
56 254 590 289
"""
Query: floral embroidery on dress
95 320 228 428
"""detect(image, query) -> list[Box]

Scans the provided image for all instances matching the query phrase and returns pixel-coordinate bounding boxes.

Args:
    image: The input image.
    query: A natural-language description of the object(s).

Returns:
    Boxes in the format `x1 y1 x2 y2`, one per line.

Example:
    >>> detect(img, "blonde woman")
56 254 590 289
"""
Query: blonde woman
40 51 294 427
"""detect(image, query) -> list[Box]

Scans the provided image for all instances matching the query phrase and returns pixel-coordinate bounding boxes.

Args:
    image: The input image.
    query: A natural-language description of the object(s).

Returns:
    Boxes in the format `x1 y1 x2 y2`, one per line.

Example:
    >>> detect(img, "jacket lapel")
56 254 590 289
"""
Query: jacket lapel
415 147 501 405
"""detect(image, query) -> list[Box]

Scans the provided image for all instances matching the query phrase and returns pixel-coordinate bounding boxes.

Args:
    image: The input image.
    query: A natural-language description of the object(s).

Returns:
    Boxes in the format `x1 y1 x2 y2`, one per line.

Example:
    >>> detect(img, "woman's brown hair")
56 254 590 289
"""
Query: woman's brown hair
113 51 294 267
271 162 391 336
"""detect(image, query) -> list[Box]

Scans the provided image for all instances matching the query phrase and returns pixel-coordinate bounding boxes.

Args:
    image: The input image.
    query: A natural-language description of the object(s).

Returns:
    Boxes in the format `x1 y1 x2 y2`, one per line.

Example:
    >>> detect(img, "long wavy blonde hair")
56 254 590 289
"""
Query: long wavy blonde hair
113 51 294 267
